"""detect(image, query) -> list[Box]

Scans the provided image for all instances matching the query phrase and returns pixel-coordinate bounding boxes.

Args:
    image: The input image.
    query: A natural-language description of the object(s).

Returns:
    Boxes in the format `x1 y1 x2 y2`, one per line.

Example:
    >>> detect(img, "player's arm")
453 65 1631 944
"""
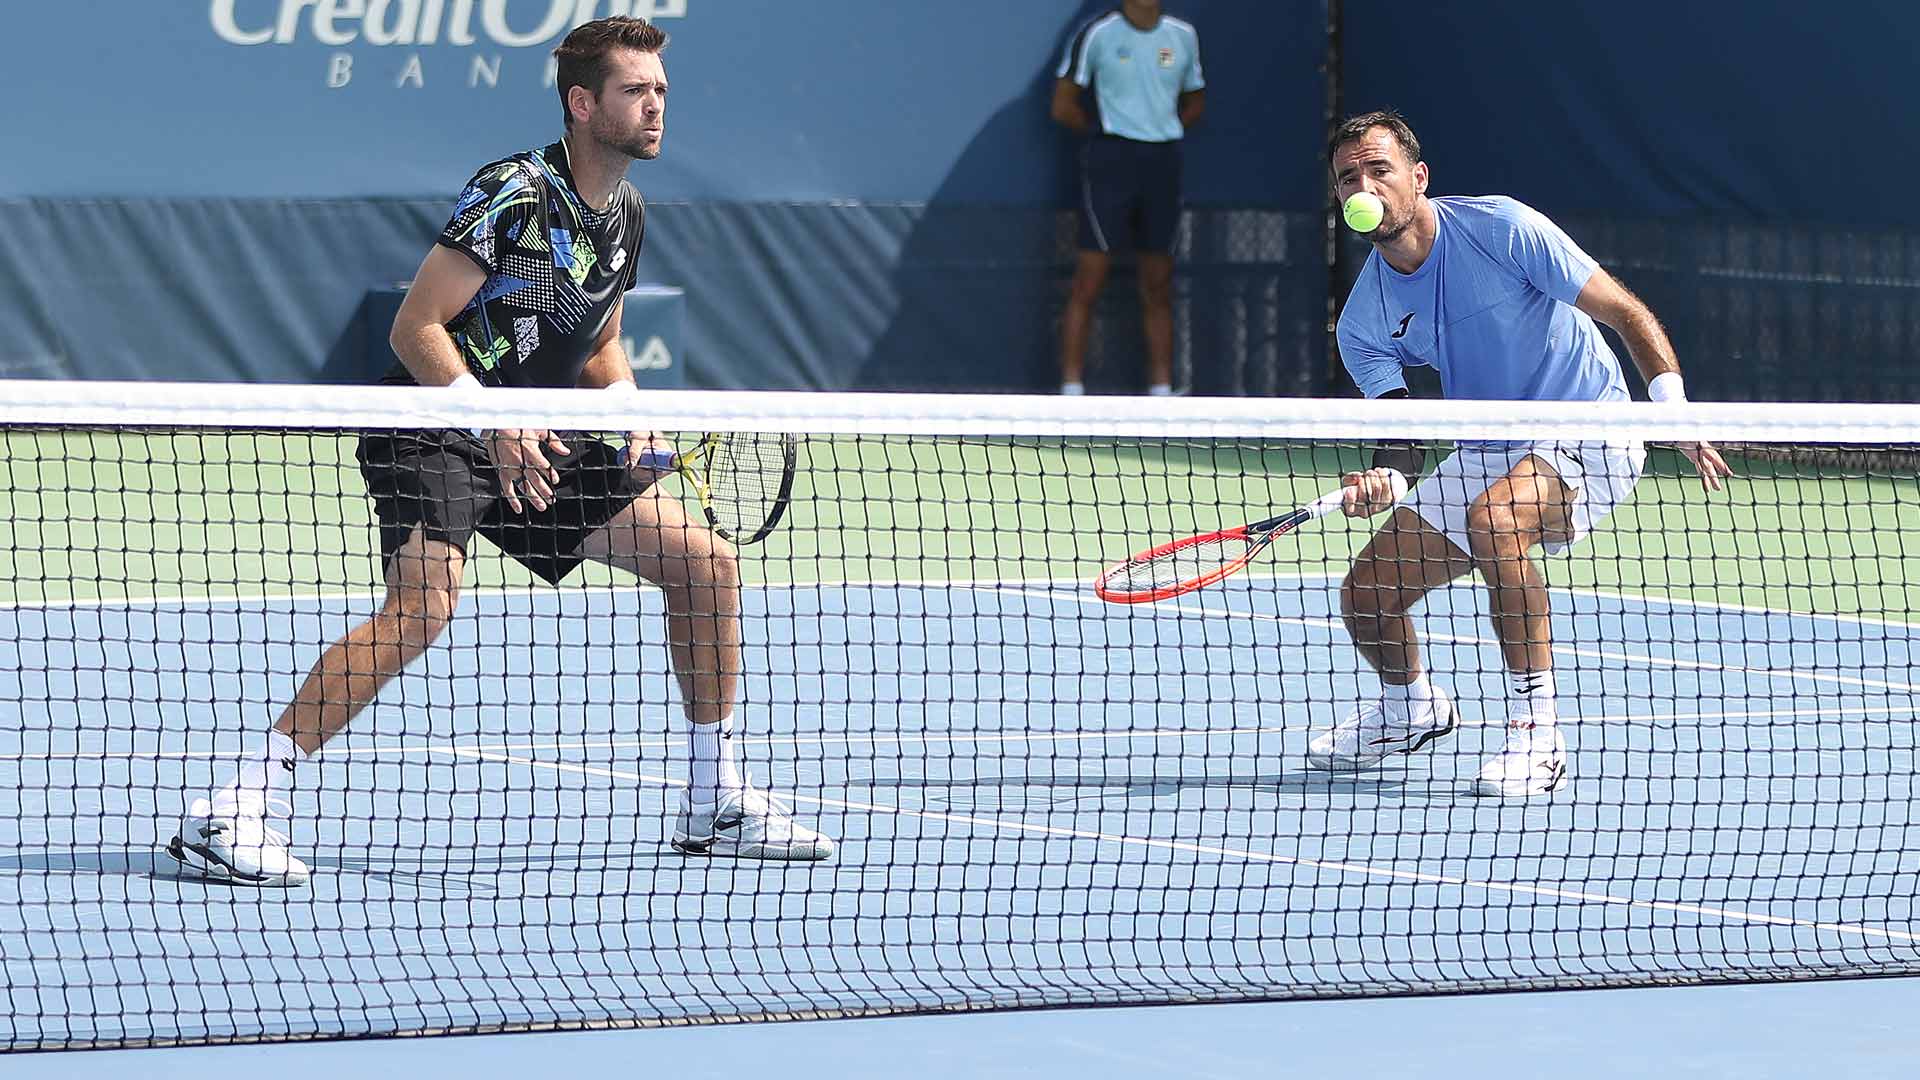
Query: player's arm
1340 387 1422 517
1574 268 1732 491
576 300 673 474
1177 89 1205 130
1335 318 1422 516
391 244 567 513
390 244 488 389
1050 78 1093 134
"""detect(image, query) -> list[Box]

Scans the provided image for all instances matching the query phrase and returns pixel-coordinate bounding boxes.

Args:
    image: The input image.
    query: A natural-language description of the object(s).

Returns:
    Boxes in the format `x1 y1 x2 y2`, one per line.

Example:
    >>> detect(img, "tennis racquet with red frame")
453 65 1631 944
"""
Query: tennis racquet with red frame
1093 488 1349 604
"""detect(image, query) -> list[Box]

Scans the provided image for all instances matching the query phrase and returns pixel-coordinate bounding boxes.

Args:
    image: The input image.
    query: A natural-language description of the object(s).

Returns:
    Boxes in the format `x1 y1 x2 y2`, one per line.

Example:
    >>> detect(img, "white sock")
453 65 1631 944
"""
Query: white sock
1510 670 1557 728
1381 673 1436 723
210 729 302 815
1060 381 1086 396
689 715 744 806
1146 383 1173 397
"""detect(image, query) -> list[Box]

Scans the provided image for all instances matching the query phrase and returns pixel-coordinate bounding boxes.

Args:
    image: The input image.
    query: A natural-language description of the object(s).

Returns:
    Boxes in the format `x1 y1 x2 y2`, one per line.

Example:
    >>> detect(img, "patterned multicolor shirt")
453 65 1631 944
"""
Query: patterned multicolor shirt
387 141 645 388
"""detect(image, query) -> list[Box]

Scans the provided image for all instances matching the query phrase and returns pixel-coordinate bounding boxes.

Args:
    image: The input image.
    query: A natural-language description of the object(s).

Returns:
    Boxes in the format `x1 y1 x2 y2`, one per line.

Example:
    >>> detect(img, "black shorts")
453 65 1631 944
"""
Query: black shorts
357 430 652 585
1077 135 1184 254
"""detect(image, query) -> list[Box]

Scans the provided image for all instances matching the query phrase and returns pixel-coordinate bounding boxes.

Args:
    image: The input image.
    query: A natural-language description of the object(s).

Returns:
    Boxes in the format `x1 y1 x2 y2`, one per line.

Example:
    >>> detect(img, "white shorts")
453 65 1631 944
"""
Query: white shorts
1400 440 1646 556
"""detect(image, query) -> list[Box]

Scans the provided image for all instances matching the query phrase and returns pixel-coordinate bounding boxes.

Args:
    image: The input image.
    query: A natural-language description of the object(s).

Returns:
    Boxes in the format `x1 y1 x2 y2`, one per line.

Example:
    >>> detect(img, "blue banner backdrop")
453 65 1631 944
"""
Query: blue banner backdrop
0 1 1326 389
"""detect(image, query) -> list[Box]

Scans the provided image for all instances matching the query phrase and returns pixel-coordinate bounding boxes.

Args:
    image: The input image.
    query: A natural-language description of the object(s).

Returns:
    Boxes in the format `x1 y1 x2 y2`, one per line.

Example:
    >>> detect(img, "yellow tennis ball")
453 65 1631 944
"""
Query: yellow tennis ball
1343 191 1385 233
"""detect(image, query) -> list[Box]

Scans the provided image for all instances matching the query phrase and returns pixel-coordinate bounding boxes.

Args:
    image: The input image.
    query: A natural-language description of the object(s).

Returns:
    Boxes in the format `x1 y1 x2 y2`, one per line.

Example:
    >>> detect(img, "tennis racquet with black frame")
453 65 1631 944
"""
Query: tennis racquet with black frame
1094 488 1349 604
622 432 798 545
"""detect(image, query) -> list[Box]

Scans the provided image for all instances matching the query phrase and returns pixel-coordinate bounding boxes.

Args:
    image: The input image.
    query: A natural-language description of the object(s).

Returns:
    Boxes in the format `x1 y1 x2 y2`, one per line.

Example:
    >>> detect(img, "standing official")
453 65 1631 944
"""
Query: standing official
1052 1 1205 397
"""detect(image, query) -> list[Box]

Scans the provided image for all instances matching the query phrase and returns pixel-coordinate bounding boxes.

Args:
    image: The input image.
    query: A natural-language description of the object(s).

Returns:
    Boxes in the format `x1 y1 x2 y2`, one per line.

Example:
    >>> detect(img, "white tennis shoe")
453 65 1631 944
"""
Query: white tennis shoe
167 797 310 887
1472 725 1568 798
1306 687 1457 771
672 784 835 861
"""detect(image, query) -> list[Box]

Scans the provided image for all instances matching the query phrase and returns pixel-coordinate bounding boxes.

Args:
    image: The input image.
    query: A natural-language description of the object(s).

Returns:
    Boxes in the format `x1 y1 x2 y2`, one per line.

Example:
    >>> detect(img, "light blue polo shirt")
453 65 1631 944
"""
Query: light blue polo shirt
1056 10 1205 143
1338 196 1628 416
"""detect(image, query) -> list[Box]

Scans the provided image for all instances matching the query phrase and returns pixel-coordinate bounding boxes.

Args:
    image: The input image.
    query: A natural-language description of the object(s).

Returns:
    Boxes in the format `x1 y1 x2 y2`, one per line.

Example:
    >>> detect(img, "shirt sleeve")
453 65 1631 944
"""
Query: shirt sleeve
1504 199 1598 306
1182 29 1206 91
436 161 544 278
1337 318 1407 399
1056 19 1099 86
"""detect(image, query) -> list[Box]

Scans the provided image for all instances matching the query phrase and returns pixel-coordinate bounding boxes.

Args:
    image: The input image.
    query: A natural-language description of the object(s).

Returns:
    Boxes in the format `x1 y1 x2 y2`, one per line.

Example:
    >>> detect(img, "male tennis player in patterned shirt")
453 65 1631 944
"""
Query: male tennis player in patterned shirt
1052 0 1205 397
1309 110 1731 797
169 17 832 886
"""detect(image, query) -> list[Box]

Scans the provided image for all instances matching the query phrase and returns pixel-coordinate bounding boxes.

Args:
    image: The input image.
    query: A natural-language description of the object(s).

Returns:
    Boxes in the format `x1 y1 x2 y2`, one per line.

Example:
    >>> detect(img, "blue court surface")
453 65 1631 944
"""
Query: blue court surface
4 574 1919 1067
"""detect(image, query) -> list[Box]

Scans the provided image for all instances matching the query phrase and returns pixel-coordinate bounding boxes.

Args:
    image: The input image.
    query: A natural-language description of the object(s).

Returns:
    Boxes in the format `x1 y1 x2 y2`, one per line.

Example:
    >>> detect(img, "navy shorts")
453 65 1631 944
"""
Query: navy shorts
1077 135 1184 254
357 430 653 585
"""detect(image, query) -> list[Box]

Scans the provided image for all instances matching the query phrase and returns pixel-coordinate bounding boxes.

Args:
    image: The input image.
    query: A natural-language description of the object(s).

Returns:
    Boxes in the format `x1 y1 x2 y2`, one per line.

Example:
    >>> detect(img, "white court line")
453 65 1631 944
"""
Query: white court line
0 723 1292 763
11 702 1920 765
443 745 1920 948
969 584 1920 696
4 569 1916 631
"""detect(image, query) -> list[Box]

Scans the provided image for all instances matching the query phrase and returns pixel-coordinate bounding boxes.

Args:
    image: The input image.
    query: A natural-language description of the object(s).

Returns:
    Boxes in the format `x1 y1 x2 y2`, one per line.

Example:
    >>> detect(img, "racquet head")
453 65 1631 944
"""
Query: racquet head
697 431 798 544
1093 527 1267 603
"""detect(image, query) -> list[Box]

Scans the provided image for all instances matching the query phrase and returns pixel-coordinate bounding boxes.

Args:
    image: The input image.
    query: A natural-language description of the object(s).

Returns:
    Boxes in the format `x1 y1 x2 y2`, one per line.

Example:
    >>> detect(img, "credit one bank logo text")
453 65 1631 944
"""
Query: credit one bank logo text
209 1 688 88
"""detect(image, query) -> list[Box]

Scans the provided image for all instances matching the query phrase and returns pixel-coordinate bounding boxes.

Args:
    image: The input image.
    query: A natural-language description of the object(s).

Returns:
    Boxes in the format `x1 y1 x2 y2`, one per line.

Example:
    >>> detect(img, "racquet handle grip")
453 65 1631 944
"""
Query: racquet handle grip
1305 488 1350 517
617 447 679 471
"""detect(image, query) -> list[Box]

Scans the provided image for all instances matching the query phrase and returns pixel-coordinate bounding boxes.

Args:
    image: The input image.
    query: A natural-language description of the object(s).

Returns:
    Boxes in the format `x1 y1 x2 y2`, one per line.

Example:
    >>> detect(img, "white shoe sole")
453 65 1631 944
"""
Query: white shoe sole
672 835 835 861
166 835 310 888
1470 759 1569 799
1306 699 1458 772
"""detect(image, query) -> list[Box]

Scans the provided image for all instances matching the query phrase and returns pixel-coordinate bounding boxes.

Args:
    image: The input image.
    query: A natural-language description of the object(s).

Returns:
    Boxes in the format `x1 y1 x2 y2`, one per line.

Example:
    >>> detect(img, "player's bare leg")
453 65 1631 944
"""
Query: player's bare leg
579 486 833 860
1465 456 1577 797
1310 509 1472 770
171 531 465 885
1059 251 1112 394
1137 252 1175 395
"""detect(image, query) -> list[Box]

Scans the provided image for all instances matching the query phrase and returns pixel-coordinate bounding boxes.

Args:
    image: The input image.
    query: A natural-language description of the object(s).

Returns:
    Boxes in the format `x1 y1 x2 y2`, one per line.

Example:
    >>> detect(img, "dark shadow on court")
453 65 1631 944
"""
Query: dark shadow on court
0 846 680 894
883 770 1462 810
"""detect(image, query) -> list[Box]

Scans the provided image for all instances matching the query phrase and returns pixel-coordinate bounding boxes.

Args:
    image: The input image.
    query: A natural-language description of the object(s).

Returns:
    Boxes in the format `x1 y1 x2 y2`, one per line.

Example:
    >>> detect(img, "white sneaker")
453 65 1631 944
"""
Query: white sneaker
672 784 835 861
167 798 310 887
1306 688 1457 771
1472 725 1568 798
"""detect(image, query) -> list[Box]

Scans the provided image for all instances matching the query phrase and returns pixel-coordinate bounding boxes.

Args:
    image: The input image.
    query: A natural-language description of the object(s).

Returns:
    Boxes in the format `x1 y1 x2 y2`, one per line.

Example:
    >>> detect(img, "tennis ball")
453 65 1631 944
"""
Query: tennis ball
1343 191 1385 233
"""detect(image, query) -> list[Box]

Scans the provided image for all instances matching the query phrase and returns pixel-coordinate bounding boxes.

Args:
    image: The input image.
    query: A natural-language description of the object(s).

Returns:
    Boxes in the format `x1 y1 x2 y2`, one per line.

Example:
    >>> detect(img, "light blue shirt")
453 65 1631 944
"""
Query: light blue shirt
1338 196 1627 409
1057 11 1204 143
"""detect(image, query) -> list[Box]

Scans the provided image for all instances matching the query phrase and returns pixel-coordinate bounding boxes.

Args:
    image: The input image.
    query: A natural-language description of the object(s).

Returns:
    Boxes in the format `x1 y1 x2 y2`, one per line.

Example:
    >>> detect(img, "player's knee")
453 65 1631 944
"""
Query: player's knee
1465 505 1528 565
1137 266 1173 305
701 535 741 589
384 585 458 648
1342 562 1404 621
1069 263 1110 303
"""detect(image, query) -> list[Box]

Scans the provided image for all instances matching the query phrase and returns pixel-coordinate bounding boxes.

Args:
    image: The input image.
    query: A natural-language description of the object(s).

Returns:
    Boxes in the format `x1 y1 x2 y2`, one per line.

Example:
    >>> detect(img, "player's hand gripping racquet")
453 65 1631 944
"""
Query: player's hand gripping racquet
1093 488 1349 603
621 432 799 545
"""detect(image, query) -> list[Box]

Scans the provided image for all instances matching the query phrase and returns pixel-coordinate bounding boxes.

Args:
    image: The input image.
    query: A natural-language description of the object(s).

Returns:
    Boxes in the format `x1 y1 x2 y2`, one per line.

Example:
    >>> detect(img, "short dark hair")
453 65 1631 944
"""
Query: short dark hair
554 17 669 128
1329 110 1422 168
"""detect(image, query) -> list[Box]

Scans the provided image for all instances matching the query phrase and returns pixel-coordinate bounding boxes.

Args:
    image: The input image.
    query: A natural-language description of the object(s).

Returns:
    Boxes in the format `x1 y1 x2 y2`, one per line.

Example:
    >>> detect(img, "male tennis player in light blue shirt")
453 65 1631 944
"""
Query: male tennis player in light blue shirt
1308 110 1731 797
1052 0 1205 397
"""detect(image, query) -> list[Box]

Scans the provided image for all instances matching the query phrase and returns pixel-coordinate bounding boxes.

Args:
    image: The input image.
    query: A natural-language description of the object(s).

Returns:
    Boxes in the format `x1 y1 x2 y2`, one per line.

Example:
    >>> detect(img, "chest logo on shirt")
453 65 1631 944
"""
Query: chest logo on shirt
1115 48 1132 62
1158 48 1175 67
1391 313 1415 339
609 248 627 273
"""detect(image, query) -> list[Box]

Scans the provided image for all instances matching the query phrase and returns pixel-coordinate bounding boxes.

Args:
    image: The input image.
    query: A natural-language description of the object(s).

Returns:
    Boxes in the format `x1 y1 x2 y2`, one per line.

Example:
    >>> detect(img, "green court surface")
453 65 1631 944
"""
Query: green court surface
5 429 1914 621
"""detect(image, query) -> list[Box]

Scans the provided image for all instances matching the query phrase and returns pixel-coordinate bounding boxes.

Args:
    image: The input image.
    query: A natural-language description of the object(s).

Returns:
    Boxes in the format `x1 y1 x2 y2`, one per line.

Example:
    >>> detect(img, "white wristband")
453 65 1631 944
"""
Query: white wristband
1383 467 1410 502
445 372 486 437
1648 371 1686 403
602 380 640 395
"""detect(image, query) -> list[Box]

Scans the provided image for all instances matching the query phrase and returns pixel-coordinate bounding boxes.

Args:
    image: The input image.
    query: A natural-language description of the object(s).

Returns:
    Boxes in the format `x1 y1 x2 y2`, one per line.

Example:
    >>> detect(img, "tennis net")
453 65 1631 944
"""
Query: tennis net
3 380 1920 1050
